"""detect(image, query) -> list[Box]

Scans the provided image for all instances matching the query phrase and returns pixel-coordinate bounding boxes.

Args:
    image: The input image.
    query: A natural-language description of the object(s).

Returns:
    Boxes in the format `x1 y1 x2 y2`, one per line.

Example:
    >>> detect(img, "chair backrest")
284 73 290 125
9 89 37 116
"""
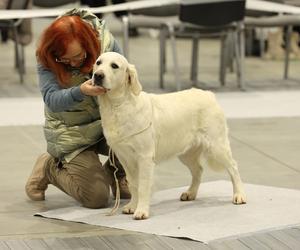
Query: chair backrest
126 0 179 17
179 0 246 26
33 0 78 8
7 0 30 9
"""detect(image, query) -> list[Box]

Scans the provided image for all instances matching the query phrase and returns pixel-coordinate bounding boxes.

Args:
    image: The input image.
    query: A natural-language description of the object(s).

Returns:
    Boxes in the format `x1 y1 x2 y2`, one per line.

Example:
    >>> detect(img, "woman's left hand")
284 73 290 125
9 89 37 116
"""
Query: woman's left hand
80 79 106 96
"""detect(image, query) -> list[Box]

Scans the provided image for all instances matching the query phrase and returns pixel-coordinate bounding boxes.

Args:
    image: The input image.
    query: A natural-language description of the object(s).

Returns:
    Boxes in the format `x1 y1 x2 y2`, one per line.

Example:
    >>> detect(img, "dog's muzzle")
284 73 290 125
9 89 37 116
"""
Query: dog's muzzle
93 72 105 86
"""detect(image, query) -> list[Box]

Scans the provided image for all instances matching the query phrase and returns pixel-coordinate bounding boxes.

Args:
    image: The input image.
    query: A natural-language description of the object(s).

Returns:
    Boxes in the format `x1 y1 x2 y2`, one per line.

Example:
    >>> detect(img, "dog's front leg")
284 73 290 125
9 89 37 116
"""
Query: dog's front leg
122 177 138 214
114 154 138 215
123 198 138 214
133 158 155 220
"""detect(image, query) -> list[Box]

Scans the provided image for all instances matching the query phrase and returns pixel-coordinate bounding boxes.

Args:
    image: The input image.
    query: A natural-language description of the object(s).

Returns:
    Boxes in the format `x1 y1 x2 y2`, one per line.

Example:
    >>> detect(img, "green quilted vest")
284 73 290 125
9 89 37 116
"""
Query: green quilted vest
44 8 115 162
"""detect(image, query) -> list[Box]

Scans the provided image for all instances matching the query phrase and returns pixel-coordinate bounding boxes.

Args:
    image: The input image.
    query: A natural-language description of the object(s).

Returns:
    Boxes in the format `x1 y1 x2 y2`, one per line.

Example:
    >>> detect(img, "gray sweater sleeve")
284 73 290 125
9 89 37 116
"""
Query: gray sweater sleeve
37 64 85 112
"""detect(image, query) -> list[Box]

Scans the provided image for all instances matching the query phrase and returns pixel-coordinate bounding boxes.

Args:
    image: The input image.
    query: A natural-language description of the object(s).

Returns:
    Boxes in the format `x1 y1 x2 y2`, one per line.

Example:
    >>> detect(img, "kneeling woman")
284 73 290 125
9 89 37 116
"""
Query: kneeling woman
25 8 130 208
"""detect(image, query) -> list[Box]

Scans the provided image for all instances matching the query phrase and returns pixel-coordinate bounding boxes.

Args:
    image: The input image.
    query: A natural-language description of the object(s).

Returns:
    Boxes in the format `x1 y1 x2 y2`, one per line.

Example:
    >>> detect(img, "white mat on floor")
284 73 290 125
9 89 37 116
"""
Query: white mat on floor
36 181 300 243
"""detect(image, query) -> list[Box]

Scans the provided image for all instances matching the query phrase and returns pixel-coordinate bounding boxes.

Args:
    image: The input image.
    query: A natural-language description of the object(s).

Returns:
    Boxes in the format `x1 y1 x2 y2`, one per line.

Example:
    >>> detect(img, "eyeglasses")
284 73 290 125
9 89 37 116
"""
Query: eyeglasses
55 51 87 64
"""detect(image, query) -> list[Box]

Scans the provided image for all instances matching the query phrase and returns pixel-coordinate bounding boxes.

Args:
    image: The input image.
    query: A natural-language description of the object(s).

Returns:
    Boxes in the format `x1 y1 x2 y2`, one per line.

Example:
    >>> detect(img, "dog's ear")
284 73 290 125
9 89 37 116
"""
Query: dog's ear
127 63 142 96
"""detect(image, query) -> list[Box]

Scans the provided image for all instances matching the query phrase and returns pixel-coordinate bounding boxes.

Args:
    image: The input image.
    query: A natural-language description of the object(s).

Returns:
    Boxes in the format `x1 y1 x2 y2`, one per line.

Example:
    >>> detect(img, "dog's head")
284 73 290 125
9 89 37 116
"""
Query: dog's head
92 52 142 96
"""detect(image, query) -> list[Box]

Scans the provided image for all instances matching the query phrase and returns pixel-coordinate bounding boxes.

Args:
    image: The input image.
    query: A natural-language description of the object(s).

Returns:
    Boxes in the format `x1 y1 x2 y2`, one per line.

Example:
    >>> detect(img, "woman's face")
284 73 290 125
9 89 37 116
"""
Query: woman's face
56 40 86 68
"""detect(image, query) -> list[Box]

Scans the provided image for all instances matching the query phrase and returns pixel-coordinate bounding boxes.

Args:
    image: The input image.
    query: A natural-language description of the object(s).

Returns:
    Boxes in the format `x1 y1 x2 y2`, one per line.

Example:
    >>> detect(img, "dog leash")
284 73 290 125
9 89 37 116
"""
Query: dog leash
106 148 121 216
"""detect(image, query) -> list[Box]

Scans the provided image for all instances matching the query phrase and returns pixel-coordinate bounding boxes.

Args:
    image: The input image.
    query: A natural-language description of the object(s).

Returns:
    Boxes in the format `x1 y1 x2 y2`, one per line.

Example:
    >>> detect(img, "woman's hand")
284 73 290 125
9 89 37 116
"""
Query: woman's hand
80 79 106 96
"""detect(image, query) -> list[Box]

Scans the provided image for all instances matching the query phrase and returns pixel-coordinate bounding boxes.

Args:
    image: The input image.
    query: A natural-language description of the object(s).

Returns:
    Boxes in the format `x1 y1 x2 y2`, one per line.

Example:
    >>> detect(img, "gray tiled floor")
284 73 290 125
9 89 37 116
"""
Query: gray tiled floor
1 5 300 249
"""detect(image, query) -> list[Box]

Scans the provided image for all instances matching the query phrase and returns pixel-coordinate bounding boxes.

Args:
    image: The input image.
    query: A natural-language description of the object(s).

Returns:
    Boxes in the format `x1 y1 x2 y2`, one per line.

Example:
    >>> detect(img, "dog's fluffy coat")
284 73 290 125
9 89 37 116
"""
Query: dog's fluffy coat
93 52 246 220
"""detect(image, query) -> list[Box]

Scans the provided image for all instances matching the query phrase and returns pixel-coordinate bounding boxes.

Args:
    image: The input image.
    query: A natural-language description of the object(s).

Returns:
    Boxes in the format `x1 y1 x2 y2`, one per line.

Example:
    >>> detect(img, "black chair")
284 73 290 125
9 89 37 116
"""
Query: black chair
121 1 178 58
170 0 246 90
123 0 246 90
0 0 31 84
33 0 78 7
121 1 179 88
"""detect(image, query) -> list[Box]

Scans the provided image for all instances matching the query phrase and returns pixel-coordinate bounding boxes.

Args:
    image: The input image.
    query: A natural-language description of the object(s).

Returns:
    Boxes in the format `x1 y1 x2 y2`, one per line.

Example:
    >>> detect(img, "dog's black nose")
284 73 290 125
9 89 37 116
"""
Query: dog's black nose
93 73 105 86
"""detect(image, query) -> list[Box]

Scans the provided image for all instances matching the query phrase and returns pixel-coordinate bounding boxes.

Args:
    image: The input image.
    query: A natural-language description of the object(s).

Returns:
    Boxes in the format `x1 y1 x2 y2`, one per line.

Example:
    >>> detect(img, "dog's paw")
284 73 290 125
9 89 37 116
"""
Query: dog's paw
133 210 149 220
180 191 196 201
233 193 247 204
122 205 135 214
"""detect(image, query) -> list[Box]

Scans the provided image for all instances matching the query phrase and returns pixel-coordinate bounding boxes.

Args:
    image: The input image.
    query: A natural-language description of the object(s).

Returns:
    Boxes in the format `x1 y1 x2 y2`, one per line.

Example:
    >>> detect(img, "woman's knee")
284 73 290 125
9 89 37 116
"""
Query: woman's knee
77 181 111 209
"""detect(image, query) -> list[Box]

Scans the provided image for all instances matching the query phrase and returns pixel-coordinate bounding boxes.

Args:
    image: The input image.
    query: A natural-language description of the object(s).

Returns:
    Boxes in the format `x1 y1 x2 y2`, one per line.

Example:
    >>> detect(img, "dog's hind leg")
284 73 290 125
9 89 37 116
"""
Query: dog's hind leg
226 157 246 204
203 144 246 204
178 149 203 201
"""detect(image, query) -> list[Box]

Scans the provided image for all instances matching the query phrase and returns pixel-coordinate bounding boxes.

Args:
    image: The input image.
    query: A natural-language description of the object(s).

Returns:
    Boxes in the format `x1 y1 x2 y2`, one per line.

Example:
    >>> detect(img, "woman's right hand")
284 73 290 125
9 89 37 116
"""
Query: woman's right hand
80 79 106 96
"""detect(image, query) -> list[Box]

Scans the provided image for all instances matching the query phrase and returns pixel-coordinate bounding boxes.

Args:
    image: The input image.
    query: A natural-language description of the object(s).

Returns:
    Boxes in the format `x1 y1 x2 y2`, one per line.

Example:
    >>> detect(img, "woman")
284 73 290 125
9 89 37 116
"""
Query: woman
25 8 130 208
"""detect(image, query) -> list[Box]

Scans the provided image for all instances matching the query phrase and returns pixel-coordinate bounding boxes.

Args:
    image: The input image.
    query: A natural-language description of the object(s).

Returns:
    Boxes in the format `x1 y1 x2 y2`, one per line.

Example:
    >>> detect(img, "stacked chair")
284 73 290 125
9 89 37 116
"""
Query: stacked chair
122 0 246 90
0 0 31 84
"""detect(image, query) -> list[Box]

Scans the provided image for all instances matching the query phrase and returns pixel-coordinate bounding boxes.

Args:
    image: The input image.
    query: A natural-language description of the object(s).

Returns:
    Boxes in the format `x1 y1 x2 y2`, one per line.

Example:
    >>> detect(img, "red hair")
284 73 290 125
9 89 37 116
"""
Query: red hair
36 15 101 87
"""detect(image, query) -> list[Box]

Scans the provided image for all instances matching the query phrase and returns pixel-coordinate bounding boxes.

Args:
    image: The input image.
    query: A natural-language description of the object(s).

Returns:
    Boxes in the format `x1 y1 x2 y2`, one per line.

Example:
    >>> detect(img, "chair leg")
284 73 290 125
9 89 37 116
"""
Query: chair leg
166 23 181 91
219 33 228 86
12 25 24 84
13 30 19 69
239 22 246 90
234 22 245 90
284 25 292 80
227 33 235 73
21 45 25 74
233 32 241 84
122 15 129 59
259 28 265 58
245 28 253 56
159 26 167 89
19 44 25 82
190 36 199 86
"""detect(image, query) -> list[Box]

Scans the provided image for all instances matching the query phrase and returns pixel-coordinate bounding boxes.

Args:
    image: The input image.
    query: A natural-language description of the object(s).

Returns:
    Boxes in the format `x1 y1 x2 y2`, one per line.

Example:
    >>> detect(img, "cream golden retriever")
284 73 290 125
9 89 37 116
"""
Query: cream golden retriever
93 52 246 220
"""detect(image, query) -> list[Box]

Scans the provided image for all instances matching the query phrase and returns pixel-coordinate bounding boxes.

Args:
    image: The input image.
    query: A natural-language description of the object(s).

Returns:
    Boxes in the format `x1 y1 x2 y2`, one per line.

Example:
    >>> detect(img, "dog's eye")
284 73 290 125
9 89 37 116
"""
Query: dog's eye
111 63 119 69
96 60 101 65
